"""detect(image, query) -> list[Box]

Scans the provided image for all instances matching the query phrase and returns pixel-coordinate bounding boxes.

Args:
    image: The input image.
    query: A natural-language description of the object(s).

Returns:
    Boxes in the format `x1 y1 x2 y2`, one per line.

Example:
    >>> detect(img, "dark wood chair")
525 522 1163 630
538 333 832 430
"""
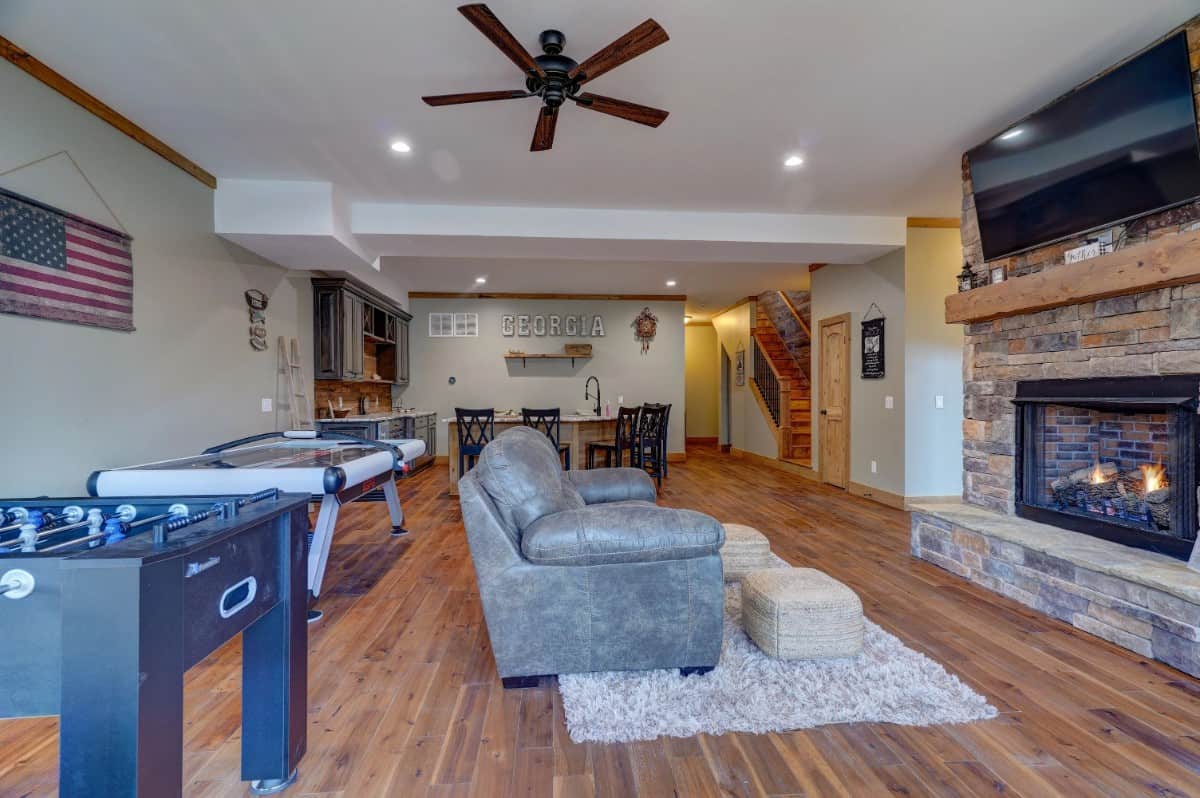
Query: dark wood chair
634 404 667 488
521 407 570 469
587 405 640 468
455 407 495 478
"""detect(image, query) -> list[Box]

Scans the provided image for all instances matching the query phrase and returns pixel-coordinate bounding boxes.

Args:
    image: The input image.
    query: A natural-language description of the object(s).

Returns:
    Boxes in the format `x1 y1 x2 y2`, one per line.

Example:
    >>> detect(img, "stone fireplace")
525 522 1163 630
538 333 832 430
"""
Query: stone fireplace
910 15 1200 677
1013 376 1198 560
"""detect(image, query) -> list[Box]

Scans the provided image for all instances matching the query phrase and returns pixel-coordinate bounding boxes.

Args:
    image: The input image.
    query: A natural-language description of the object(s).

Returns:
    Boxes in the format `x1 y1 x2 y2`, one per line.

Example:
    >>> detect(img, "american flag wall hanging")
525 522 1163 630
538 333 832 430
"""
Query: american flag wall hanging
0 187 134 332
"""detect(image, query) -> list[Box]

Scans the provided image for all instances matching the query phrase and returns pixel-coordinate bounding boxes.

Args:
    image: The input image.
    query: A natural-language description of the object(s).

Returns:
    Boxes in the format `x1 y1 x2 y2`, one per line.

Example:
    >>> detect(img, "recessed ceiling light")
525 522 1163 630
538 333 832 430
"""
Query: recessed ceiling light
783 154 804 168
999 128 1023 141
390 140 412 153
475 276 487 284
666 279 677 287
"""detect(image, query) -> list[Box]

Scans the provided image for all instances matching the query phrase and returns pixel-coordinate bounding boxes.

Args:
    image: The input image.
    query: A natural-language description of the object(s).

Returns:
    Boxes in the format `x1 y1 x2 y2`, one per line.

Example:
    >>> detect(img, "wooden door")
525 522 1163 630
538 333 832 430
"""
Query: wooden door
818 314 851 489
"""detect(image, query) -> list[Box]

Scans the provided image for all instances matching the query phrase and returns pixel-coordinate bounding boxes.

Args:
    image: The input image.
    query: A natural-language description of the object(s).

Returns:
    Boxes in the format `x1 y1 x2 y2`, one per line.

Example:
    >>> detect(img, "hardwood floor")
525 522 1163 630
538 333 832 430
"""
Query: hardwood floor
4 444 1200 797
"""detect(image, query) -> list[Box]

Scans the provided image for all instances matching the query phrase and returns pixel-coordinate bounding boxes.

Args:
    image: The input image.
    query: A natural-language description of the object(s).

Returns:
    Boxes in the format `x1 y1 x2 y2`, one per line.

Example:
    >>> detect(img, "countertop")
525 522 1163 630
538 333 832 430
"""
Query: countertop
318 409 436 423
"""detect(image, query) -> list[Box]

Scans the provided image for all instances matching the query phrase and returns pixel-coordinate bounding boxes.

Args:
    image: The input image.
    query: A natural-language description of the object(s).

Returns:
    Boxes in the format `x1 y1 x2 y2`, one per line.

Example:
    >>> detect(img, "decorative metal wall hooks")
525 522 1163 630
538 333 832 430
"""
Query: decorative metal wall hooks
632 307 658 354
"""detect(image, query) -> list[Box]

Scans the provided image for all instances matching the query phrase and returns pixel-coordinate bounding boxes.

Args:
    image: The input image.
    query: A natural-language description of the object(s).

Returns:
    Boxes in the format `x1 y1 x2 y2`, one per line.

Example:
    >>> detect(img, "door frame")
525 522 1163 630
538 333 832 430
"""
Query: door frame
719 345 733 452
817 313 852 487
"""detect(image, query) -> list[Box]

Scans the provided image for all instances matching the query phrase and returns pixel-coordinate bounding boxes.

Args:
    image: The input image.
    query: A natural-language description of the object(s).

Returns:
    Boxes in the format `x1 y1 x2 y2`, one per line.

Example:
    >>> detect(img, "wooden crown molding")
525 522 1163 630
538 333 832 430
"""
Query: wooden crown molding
907 217 961 229
409 291 686 301
808 263 828 273
0 35 216 189
945 229 1200 323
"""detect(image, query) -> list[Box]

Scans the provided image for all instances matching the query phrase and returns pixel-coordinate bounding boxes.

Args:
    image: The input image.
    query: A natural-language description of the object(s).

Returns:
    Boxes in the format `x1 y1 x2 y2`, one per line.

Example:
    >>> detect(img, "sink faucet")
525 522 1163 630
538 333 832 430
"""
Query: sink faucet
585 376 601 417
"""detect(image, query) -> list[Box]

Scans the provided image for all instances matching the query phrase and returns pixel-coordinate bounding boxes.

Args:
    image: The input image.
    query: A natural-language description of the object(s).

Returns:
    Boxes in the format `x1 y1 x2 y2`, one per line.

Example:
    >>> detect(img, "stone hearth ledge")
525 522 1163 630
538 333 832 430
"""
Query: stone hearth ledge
911 501 1200 604
910 500 1200 676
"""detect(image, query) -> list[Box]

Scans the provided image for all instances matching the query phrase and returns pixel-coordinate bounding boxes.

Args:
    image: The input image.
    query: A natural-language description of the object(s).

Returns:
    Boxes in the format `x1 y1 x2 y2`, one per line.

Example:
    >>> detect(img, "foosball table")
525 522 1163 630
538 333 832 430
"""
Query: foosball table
0 489 309 797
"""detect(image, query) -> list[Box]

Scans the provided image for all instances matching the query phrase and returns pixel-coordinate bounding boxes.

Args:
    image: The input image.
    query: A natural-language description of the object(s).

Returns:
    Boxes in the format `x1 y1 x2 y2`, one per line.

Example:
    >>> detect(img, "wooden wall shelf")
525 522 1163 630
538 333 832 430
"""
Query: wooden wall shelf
945 229 1200 324
504 354 592 367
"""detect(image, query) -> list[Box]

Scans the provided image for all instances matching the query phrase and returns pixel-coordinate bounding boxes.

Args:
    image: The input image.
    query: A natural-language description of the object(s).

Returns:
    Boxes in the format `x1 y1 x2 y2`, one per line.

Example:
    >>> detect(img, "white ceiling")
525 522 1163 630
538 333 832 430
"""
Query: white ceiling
388 256 815 320
3 0 1194 216
2 0 1195 310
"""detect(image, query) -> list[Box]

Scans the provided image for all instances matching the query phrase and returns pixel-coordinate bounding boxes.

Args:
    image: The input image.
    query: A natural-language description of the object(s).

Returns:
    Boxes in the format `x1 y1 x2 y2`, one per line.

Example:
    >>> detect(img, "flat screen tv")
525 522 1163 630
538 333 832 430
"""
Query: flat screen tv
968 31 1200 262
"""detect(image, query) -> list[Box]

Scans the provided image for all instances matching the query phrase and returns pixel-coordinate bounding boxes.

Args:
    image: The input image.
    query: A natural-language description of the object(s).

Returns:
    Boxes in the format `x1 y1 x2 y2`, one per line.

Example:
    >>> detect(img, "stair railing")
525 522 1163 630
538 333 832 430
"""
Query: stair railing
750 335 793 459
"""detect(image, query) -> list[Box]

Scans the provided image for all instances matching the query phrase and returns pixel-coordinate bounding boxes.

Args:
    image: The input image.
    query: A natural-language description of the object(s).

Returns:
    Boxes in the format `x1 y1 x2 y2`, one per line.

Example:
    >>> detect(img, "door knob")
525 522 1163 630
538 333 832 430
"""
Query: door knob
820 409 828 415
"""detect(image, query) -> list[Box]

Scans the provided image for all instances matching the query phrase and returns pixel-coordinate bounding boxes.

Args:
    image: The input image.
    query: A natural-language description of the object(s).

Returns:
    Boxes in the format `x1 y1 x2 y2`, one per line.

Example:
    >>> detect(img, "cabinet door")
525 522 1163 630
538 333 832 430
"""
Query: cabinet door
342 292 364 379
314 288 341 379
397 319 410 385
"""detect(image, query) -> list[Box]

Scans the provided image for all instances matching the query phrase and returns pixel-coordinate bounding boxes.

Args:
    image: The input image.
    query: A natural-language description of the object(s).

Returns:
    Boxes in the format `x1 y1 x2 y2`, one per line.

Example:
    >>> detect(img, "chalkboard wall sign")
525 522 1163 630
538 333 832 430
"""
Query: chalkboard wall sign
861 303 885 379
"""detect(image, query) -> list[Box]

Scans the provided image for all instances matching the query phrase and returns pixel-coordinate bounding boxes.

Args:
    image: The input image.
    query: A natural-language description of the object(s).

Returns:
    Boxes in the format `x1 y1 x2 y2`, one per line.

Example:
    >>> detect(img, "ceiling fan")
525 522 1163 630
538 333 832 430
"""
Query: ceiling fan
422 4 670 152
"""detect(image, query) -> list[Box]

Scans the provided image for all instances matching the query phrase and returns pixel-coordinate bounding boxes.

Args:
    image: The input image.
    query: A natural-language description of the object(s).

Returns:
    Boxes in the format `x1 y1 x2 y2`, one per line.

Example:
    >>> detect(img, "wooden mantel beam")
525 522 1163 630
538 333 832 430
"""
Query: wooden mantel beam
945 229 1200 324
0 34 217 189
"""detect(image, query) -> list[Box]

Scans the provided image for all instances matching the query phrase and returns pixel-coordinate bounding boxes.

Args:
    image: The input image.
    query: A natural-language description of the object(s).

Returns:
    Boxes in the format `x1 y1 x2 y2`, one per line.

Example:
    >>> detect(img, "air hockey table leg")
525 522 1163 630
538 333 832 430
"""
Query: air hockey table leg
305 495 340 623
382 477 408 537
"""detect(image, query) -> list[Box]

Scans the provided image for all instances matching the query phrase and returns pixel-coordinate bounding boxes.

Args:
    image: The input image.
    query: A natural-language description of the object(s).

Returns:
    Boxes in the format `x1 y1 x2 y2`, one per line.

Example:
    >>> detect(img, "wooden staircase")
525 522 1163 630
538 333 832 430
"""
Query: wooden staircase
751 296 812 466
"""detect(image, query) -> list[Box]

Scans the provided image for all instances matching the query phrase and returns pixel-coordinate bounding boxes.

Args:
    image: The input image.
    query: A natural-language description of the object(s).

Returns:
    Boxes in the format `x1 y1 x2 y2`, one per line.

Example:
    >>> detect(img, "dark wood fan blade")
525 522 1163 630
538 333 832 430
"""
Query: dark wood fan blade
458 4 544 77
569 19 668 84
531 106 558 151
423 90 529 106
576 93 668 127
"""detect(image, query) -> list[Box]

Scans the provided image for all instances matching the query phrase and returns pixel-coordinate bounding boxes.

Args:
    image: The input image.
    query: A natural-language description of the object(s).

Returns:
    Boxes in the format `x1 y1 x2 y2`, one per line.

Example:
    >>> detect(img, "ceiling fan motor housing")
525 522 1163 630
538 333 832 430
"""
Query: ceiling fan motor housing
526 29 578 107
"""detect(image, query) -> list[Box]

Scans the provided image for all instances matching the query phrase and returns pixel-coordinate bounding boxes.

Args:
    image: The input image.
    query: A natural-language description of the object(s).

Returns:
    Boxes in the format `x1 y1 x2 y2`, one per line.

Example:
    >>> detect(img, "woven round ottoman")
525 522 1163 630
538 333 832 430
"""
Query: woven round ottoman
741 568 864 660
720 523 774 582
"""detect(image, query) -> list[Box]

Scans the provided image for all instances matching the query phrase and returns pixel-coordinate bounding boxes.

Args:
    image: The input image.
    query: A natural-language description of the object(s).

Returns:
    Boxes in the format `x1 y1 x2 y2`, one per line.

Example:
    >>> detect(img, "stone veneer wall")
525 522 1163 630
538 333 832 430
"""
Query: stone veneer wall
911 510 1200 677
962 287 1200 513
959 15 1200 514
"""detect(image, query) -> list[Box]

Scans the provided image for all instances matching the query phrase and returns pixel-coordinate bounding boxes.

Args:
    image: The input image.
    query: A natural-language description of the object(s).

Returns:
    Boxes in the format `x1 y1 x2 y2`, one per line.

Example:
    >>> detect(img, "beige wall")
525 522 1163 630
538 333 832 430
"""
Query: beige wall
400 298 686 455
684 323 719 439
903 227 964 498
712 301 777 459
810 250 907 495
0 60 311 495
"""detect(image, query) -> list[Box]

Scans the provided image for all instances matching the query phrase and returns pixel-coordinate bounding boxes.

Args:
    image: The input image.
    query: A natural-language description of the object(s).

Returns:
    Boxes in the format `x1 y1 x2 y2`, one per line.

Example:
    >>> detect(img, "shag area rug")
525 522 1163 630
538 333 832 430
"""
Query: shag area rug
559 580 997 743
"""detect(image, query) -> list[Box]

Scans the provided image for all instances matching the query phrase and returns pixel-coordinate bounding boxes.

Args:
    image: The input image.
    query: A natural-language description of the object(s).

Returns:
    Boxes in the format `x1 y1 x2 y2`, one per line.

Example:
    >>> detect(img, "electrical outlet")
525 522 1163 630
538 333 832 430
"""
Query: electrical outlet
261 397 272 413
884 395 894 410
935 395 945 409
871 460 878 474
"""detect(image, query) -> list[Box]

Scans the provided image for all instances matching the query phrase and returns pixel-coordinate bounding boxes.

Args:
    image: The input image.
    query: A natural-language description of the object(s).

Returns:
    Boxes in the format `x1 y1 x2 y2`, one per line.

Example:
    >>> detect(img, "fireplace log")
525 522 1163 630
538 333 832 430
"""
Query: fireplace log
1145 486 1171 530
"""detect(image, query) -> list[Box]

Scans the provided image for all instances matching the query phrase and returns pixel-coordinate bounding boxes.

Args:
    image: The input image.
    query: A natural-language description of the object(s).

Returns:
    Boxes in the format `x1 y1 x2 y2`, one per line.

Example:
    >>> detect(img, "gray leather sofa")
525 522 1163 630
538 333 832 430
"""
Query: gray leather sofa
458 425 725 686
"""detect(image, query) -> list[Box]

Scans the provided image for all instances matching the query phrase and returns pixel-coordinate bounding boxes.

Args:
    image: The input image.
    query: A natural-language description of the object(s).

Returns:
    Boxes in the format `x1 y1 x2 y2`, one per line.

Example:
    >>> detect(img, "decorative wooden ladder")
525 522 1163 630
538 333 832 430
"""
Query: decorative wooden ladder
279 336 314 430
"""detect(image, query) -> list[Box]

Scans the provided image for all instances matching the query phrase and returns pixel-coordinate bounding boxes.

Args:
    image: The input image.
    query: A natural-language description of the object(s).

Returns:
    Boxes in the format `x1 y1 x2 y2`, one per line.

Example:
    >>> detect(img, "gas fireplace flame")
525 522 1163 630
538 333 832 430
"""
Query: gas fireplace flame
1090 462 1107 484
1141 462 1165 493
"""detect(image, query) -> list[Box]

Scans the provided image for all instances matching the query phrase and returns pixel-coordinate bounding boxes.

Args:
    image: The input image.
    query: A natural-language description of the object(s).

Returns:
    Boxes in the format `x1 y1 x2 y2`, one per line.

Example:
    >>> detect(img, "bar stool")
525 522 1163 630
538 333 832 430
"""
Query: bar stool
587 405 640 468
521 407 571 469
455 408 495 479
635 404 667 488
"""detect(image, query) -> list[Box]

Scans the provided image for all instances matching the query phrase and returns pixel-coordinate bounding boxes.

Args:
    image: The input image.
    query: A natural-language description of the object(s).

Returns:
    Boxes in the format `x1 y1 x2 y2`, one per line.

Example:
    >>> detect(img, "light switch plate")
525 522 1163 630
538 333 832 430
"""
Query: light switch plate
935 395 945 409
261 397 272 413
871 460 878 474
884 396 894 410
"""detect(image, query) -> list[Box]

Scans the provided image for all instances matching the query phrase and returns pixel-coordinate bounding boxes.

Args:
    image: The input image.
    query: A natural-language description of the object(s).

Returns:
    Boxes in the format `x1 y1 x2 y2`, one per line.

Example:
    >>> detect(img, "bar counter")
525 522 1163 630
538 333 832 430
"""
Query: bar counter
444 413 617 495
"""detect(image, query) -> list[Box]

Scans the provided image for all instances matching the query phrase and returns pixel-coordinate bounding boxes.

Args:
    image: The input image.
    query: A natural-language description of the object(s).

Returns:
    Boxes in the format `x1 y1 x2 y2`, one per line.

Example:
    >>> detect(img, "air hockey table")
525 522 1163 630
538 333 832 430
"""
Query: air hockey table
88 431 426 620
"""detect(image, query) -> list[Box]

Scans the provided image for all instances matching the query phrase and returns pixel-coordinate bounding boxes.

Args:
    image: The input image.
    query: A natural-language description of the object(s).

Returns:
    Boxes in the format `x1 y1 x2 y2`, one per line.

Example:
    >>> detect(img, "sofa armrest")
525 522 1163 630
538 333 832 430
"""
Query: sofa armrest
566 467 657 504
521 504 724 566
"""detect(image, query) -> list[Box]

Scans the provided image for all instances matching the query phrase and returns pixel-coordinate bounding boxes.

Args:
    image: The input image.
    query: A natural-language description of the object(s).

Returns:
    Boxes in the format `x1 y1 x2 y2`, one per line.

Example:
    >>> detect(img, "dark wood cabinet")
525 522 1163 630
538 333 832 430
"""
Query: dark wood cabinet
312 278 411 385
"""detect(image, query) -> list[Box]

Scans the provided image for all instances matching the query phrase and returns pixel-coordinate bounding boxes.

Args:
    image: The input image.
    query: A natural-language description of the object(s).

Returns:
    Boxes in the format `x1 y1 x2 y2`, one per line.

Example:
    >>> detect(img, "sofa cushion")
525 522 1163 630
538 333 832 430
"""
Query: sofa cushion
566 467 657 504
474 427 585 531
520 504 725 566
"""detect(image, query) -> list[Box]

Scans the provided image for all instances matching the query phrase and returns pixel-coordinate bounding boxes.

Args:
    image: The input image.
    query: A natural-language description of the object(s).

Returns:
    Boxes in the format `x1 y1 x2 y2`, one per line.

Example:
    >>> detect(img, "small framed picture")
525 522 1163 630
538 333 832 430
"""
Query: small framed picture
990 266 1006 285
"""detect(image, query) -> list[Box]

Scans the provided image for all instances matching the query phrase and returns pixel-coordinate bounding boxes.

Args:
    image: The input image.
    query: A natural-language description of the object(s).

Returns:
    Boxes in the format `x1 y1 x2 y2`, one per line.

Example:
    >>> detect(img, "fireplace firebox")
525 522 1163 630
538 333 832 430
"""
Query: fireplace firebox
1014 376 1200 560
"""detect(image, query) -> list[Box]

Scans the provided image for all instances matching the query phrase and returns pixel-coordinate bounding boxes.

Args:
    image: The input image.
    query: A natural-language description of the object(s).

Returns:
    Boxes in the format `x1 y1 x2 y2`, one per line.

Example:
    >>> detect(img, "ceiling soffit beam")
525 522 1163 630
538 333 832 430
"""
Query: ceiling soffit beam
410 291 686 301
0 34 216 189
